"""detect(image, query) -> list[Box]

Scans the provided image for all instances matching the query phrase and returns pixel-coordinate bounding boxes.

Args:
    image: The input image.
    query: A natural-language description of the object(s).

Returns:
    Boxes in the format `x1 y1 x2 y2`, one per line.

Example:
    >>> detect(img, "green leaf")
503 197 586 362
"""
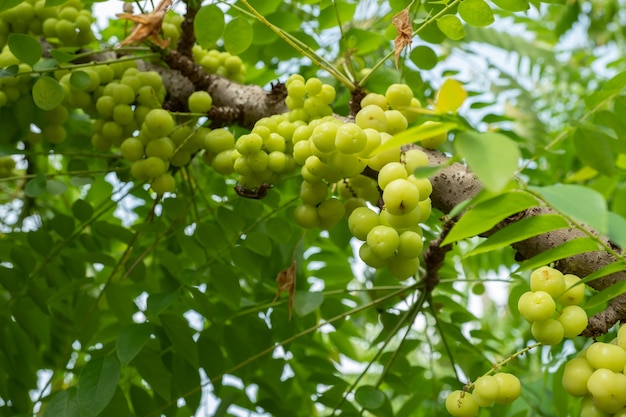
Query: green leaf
132 347 172 401
373 122 457 155
160 314 199 368
345 28 387 55
32 76 65 111
194 5 224 49
77 356 121 417
530 184 608 234
516 237 601 272
43 388 80 417
0 64 18 78
607 212 626 250
584 264 626 309
210 263 241 310
244 231 273 256
436 15 465 40
491 0 529 11
116 323 154 366
466 214 570 257
8 33 42 66
572 127 614 176
579 261 626 286
442 191 538 245
355 385 386 410
409 45 438 70
69 71 92 91
50 49 76 63
293 291 324 317
46 179 67 195
224 17 253 55
0 0 22 13
24 173 47 197
458 0 494 27
71 199 93 222
455 131 520 193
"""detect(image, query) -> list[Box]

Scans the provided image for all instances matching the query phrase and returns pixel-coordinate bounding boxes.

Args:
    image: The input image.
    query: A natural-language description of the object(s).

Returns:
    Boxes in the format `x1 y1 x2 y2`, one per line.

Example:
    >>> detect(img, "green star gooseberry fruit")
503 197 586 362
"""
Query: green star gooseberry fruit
445 391 479 417
517 266 589 344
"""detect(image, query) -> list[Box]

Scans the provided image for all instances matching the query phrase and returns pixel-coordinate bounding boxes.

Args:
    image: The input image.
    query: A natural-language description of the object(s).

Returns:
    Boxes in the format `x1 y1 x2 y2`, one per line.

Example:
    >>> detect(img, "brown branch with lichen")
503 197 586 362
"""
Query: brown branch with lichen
423 218 455 293
155 49 288 129
177 1 199 57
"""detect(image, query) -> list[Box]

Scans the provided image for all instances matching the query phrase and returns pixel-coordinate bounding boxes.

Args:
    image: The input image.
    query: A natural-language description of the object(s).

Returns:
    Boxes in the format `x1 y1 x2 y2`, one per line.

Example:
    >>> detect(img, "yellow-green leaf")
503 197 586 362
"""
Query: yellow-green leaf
459 0 494 27
32 76 65 111
436 14 465 40
434 79 467 113
371 121 457 155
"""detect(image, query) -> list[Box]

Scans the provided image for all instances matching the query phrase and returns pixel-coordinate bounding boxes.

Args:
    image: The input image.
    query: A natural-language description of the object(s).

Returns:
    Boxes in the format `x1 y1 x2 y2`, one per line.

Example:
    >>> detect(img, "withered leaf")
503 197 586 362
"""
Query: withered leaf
273 259 296 320
392 6 413 68
117 0 172 48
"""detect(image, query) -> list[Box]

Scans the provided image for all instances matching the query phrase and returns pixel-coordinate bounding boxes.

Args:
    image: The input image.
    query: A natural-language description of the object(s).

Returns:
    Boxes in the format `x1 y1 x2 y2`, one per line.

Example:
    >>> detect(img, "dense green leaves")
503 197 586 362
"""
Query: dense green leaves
0 1 624 417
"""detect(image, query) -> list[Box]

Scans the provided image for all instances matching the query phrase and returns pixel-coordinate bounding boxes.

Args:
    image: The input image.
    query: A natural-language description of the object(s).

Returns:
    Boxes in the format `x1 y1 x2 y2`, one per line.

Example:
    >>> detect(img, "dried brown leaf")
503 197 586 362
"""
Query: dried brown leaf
392 7 413 68
273 259 297 320
117 0 172 48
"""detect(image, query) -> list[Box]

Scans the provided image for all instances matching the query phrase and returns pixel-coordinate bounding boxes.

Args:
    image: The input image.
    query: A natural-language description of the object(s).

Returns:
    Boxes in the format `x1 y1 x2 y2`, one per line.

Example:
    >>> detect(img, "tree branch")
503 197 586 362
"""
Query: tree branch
155 49 288 129
424 149 626 337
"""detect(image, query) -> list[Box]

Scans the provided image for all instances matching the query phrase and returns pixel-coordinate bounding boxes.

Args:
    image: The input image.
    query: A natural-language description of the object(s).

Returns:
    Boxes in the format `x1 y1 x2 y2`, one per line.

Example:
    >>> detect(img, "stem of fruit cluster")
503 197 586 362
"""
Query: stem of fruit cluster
237 0 354 89
465 342 542 391
359 0 462 88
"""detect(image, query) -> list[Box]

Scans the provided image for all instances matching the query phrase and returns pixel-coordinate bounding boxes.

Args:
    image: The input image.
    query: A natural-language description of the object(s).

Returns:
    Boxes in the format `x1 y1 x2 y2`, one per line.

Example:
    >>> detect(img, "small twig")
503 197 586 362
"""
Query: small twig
423 217 455 292
178 0 199 57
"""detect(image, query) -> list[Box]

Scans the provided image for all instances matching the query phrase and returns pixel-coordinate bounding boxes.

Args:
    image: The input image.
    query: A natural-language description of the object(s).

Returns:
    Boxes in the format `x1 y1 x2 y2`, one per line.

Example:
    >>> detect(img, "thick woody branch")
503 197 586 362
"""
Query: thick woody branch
157 49 288 129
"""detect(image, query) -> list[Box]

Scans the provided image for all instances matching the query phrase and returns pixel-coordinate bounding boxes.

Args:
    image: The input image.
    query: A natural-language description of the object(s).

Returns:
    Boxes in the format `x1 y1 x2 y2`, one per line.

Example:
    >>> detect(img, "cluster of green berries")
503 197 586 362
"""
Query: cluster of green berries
0 46 33 108
0 0 94 48
89 65 166 150
446 373 522 417
517 266 588 345
562 326 626 416
192 45 246 84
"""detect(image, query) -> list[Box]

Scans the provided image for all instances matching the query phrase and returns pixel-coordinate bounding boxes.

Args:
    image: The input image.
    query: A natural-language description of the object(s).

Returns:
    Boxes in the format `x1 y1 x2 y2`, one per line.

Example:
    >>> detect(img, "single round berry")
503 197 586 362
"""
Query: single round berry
445 390 479 417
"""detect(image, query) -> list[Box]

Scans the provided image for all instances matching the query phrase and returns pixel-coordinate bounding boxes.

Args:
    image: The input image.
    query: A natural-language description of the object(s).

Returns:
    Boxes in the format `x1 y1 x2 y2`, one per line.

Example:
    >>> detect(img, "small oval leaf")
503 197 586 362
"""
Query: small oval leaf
195 5 224 49
32 76 65 111
224 17 253 55
70 70 92 91
410 45 438 70
459 0 495 27
355 385 386 410
436 14 465 40
46 179 67 195
8 33 42 66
